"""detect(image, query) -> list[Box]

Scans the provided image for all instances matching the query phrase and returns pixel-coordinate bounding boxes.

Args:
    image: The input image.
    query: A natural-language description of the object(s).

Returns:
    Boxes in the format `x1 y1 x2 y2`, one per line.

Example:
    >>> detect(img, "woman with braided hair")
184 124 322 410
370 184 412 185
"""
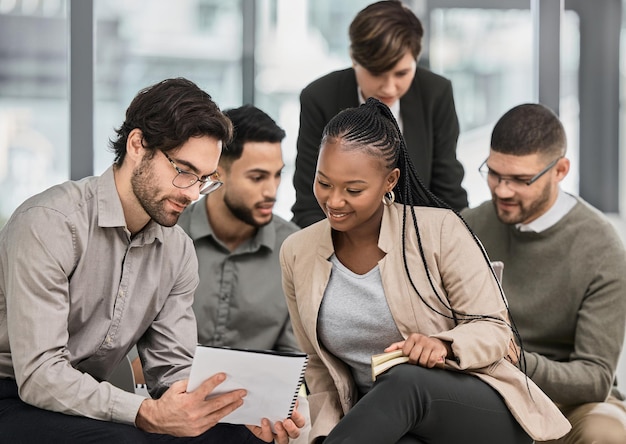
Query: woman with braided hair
279 98 570 444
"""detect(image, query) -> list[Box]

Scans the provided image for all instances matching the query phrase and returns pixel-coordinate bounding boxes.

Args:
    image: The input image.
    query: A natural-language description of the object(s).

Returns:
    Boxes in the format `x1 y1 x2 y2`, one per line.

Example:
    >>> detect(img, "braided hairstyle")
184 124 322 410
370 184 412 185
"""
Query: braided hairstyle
322 97 526 373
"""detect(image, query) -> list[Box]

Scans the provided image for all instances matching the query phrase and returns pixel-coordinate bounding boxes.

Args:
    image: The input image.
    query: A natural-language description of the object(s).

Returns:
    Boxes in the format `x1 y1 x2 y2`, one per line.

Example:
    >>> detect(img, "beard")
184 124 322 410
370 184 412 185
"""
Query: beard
223 192 273 228
131 156 191 227
492 180 552 225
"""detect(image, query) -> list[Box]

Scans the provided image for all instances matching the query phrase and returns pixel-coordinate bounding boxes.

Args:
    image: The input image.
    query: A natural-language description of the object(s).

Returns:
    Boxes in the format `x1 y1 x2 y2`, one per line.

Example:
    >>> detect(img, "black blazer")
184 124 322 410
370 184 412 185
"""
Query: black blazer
291 67 468 227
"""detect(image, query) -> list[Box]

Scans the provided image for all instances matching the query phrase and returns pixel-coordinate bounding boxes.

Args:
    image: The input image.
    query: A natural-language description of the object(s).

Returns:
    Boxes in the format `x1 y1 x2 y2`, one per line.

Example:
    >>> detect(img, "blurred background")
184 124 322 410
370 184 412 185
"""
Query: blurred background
0 0 620 223
1 0 626 388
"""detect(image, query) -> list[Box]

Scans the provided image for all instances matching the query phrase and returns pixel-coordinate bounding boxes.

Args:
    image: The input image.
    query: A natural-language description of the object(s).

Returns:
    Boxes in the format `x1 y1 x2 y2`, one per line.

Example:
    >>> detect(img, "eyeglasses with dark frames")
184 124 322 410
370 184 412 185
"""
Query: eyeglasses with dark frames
478 156 562 190
161 150 223 195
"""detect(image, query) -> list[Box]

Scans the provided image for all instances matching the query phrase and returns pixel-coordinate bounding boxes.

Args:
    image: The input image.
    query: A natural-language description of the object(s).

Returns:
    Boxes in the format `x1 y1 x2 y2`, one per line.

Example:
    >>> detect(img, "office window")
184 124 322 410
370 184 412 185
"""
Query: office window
254 1 580 217
0 0 606 228
430 7 580 206
0 0 68 227
430 8 534 206
622 2 626 213
559 10 581 200
94 0 243 174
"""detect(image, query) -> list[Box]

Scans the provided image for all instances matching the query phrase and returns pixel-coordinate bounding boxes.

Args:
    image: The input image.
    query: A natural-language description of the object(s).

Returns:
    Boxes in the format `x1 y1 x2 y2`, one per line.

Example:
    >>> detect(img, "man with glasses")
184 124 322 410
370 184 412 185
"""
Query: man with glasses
0 78 303 443
463 103 626 443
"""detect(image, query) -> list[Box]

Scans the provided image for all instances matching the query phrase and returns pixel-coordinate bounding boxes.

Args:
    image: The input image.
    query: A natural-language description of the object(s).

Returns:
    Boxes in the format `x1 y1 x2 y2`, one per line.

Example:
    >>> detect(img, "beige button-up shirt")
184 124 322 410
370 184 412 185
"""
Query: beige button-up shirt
0 166 199 425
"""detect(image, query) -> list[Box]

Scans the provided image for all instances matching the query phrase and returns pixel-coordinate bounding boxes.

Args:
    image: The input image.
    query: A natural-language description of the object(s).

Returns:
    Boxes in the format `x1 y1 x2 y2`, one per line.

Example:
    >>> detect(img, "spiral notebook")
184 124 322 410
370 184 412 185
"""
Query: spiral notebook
187 345 308 427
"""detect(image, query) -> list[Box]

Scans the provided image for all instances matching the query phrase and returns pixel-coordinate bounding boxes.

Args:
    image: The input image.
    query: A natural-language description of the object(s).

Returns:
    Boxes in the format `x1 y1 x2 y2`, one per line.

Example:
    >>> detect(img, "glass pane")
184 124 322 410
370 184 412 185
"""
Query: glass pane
430 6 580 207
255 0 373 221
430 7 535 207
94 0 243 175
559 10 580 198
0 0 68 228
621 0 626 213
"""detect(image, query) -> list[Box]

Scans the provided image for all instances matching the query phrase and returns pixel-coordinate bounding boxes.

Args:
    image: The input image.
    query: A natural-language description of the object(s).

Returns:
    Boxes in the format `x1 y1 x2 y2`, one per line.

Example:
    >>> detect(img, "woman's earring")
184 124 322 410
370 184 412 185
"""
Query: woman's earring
383 190 395 206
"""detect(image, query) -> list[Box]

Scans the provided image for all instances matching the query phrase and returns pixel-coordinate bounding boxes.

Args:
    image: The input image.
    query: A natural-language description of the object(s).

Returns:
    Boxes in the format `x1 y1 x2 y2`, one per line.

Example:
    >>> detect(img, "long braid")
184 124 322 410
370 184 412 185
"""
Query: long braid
325 97 527 376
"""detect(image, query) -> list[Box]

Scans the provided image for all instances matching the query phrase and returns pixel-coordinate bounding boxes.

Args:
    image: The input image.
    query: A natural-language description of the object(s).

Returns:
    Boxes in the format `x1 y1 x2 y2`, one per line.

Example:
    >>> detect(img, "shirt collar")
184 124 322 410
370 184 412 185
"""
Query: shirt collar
187 196 277 252
254 221 277 251
357 87 403 132
96 165 164 243
97 166 127 229
187 196 214 240
516 188 577 233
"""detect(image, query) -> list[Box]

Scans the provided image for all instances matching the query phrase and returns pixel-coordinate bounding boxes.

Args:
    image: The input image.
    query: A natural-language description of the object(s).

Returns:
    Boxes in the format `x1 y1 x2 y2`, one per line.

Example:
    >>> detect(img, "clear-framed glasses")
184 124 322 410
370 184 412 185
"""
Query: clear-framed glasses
478 156 562 191
161 150 223 195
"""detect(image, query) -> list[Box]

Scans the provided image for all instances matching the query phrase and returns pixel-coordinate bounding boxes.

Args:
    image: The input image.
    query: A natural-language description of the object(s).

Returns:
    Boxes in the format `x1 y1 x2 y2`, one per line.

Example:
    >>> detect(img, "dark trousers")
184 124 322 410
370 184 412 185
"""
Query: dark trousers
0 379 263 444
324 364 533 444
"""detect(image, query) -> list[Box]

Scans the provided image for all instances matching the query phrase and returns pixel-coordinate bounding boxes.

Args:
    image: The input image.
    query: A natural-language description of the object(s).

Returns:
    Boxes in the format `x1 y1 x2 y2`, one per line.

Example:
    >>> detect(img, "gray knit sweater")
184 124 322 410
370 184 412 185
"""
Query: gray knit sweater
462 197 626 406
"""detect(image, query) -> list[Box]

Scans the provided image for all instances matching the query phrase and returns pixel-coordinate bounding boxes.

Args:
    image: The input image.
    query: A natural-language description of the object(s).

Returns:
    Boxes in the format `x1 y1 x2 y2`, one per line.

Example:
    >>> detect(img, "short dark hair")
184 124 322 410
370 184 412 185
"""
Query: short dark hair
220 105 285 165
491 103 566 159
349 0 423 74
109 77 232 165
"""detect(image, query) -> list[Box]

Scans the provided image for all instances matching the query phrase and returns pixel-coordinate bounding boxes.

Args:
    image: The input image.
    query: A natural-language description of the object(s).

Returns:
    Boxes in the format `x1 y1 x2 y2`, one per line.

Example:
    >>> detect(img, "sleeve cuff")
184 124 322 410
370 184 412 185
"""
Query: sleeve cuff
522 351 539 377
111 389 148 425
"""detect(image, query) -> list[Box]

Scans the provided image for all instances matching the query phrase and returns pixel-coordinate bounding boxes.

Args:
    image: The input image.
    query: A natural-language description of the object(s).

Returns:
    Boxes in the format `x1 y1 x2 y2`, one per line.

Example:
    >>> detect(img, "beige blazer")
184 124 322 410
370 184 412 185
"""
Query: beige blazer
280 203 571 442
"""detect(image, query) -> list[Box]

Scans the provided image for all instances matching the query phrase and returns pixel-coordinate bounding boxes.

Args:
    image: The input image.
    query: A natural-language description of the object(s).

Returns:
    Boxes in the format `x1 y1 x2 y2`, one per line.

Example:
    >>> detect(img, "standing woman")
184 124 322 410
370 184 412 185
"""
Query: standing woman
280 98 571 444
291 0 468 228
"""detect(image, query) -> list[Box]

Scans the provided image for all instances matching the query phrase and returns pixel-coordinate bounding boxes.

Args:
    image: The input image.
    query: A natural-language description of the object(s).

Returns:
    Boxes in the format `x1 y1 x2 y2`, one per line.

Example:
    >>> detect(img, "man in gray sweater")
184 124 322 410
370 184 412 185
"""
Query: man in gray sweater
462 103 626 443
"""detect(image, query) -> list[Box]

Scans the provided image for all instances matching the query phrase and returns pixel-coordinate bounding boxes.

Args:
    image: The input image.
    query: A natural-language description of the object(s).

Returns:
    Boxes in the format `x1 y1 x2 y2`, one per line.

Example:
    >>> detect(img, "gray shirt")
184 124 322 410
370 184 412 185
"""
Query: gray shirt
0 166 199 425
177 197 300 352
318 254 403 394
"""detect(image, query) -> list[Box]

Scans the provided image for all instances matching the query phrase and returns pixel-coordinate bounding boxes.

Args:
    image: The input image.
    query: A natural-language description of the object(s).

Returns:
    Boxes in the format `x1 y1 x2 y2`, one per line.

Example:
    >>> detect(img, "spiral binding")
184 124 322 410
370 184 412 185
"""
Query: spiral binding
288 355 309 416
